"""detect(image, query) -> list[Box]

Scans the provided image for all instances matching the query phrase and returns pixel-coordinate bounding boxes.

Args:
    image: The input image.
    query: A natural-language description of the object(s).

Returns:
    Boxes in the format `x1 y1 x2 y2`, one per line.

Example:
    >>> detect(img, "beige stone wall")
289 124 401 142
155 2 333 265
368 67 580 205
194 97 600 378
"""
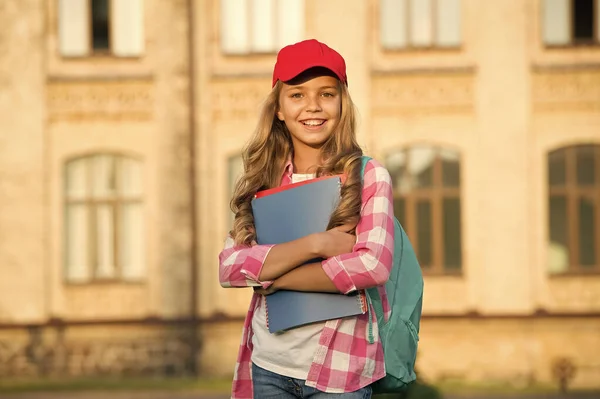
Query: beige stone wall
196 0 600 387
0 0 46 324
0 323 197 377
419 317 600 389
44 0 195 320
0 0 599 388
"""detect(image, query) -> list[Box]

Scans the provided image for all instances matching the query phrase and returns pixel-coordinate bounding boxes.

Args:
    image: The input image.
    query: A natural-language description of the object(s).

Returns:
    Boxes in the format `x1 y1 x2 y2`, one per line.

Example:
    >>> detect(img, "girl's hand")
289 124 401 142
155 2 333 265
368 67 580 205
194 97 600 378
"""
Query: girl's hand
313 223 357 259
253 285 279 295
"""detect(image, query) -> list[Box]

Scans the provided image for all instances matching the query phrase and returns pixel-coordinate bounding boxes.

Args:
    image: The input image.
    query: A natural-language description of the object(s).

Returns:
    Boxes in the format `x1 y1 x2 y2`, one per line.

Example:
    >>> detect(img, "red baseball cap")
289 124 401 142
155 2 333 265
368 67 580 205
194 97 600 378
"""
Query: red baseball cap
272 39 347 87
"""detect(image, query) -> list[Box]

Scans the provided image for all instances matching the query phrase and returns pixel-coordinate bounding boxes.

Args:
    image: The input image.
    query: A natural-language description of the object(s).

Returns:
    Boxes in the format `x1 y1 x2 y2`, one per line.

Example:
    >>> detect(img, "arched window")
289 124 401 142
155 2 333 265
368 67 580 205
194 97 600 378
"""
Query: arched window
386 146 462 274
64 154 144 283
548 144 600 274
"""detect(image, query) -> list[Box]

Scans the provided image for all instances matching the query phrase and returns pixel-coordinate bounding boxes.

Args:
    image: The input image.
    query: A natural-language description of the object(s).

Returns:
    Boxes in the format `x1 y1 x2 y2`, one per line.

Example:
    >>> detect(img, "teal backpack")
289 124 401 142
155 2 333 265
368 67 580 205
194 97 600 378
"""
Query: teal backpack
361 156 424 394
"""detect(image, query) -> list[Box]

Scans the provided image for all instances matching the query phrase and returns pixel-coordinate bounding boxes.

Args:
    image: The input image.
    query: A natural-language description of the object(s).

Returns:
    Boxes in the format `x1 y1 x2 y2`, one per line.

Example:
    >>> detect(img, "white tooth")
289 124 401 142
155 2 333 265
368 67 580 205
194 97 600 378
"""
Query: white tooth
303 120 323 126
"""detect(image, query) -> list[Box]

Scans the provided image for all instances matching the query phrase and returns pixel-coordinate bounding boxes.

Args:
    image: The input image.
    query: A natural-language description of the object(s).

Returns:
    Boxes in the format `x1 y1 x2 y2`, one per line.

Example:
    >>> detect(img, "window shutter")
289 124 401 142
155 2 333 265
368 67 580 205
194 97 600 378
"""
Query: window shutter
436 0 461 47
410 0 434 47
112 0 145 57
380 0 408 49
543 0 569 45
251 0 275 52
221 0 249 54
58 0 90 56
276 0 305 50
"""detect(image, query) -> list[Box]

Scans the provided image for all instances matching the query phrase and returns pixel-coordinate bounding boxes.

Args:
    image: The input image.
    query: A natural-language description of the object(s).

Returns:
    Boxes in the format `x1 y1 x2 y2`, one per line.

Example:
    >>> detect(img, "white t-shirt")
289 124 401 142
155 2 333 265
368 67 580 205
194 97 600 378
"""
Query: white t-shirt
250 173 325 379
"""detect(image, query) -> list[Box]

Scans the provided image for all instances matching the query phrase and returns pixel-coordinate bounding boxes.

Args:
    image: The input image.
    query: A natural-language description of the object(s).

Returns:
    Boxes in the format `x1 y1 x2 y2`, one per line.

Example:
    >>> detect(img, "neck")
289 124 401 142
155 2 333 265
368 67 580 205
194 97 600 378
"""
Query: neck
292 146 322 174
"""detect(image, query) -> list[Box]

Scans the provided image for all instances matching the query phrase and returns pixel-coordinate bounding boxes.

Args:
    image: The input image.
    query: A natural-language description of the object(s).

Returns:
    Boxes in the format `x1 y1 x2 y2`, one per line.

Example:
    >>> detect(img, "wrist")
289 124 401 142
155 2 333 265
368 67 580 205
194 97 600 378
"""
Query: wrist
272 275 286 291
308 233 323 258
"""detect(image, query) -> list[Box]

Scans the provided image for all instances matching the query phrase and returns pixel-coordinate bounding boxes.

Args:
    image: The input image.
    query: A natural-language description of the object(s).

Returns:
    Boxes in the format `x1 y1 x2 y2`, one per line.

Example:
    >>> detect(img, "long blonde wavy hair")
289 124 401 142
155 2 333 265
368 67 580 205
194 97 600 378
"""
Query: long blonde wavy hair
230 79 363 246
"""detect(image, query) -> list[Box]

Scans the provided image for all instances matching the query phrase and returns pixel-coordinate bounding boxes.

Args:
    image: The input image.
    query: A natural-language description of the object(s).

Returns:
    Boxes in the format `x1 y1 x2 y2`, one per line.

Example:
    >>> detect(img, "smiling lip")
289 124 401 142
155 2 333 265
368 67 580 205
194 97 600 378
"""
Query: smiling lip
300 119 327 130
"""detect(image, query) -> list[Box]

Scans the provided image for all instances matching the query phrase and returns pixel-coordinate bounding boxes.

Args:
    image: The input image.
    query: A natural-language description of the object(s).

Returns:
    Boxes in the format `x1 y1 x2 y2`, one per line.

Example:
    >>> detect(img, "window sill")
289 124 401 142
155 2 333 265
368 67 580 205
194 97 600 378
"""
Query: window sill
544 43 600 49
381 45 463 53
548 270 600 278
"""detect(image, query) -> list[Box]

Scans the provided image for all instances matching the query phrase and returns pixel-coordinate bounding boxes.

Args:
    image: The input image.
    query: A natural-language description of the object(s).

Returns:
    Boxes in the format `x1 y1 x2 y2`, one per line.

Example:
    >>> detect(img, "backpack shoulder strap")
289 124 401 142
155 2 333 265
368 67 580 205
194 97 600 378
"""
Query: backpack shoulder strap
360 155 372 179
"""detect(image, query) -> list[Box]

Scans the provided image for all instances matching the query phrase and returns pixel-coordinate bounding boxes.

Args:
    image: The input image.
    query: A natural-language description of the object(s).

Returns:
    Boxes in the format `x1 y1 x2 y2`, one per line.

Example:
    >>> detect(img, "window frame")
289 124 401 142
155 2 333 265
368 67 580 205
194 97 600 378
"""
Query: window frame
379 0 463 52
387 146 463 275
548 144 600 275
63 153 145 284
219 0 305 56
543 0 600 48
57 0 146 59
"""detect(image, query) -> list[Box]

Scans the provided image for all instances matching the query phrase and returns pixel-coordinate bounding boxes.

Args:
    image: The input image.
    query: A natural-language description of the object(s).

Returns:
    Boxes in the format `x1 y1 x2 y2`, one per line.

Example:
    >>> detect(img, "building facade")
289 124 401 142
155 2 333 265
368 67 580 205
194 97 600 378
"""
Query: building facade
0 0 599 389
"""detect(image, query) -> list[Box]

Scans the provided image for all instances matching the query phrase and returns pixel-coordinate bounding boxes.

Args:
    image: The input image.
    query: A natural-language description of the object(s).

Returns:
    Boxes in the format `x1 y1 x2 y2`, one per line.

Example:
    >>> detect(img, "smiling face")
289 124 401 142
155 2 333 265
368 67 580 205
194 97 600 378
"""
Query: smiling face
276 73 342 151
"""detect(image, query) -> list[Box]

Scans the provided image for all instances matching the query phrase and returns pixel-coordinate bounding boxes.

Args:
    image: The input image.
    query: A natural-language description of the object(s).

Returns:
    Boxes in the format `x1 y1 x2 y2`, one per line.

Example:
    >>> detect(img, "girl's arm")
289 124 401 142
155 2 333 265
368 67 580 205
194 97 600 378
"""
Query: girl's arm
321 159 395 294
218 237 275 288
258 159 395 294
270 262 339 293
219 232 345 288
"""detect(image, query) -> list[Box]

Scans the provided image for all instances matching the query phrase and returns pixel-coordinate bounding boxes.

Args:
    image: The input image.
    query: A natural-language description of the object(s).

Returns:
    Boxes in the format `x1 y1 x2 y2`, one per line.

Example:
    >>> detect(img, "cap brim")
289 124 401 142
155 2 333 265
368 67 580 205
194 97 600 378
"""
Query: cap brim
277 61 344 84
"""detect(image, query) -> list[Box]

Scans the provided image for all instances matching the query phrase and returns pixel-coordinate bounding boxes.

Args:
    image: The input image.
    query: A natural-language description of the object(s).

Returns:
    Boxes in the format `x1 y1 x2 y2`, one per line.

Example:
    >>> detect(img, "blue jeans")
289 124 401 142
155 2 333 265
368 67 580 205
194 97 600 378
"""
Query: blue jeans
252 363 372 398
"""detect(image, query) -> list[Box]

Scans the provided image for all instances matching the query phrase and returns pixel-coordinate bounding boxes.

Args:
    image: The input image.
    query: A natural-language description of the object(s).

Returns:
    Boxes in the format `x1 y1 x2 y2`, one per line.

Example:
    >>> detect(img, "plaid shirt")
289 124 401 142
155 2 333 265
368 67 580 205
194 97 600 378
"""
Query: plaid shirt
218 158 395 398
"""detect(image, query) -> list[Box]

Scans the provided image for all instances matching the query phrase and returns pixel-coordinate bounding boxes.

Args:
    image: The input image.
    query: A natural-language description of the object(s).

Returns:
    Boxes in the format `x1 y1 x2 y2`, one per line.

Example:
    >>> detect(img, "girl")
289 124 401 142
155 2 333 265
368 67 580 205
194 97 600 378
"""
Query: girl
219 39 395 399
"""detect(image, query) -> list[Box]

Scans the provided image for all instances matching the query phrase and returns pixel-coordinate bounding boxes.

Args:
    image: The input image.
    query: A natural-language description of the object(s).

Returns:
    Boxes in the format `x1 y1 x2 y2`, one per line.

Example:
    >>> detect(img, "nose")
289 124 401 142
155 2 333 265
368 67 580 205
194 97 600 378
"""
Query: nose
305 94 322 112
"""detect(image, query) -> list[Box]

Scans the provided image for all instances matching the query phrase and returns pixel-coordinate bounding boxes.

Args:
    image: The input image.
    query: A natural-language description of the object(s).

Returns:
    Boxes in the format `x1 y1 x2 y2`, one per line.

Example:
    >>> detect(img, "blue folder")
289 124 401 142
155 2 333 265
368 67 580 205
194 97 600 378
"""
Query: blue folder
251 176 366 333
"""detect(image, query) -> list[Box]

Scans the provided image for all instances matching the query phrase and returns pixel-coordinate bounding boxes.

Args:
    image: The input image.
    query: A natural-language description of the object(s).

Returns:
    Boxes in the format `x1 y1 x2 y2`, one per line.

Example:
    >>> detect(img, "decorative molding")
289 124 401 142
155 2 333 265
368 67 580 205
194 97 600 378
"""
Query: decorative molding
47 78 154 122
371 73 475 116
532 69 600 113
211 79 269 121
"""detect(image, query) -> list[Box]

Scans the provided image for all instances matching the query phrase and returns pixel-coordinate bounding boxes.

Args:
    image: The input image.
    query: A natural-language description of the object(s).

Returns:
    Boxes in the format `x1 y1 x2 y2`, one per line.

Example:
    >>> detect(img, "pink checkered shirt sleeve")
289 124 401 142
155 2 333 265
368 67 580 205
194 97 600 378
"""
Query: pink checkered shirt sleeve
218 236 275 289
322 158 395 294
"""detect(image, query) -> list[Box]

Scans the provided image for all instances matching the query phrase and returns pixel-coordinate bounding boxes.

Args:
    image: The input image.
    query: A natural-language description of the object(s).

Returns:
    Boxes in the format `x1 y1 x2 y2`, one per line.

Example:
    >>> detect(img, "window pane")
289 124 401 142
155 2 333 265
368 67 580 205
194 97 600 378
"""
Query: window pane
120 203 144 280
548 148 566 186
436 0 461 47
441 148 460 187
251 0 275 52
543 0 570 45
573 0 594 41
386 151 407 192
548 196 569 273
381 0 408 48
394 198 406 227
119 157 142 196
221 0 249 54
66 158 88 199
410 0 433 47
112 0 145 56
95 204 116 278
576 145 595 185
408 147 434 188
58 0 90 56
91 0 110 50
277 0 304 50
65 204 90 282
417 201 432 267
92 155 117 198
579 197 596 267
443 197 462 269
